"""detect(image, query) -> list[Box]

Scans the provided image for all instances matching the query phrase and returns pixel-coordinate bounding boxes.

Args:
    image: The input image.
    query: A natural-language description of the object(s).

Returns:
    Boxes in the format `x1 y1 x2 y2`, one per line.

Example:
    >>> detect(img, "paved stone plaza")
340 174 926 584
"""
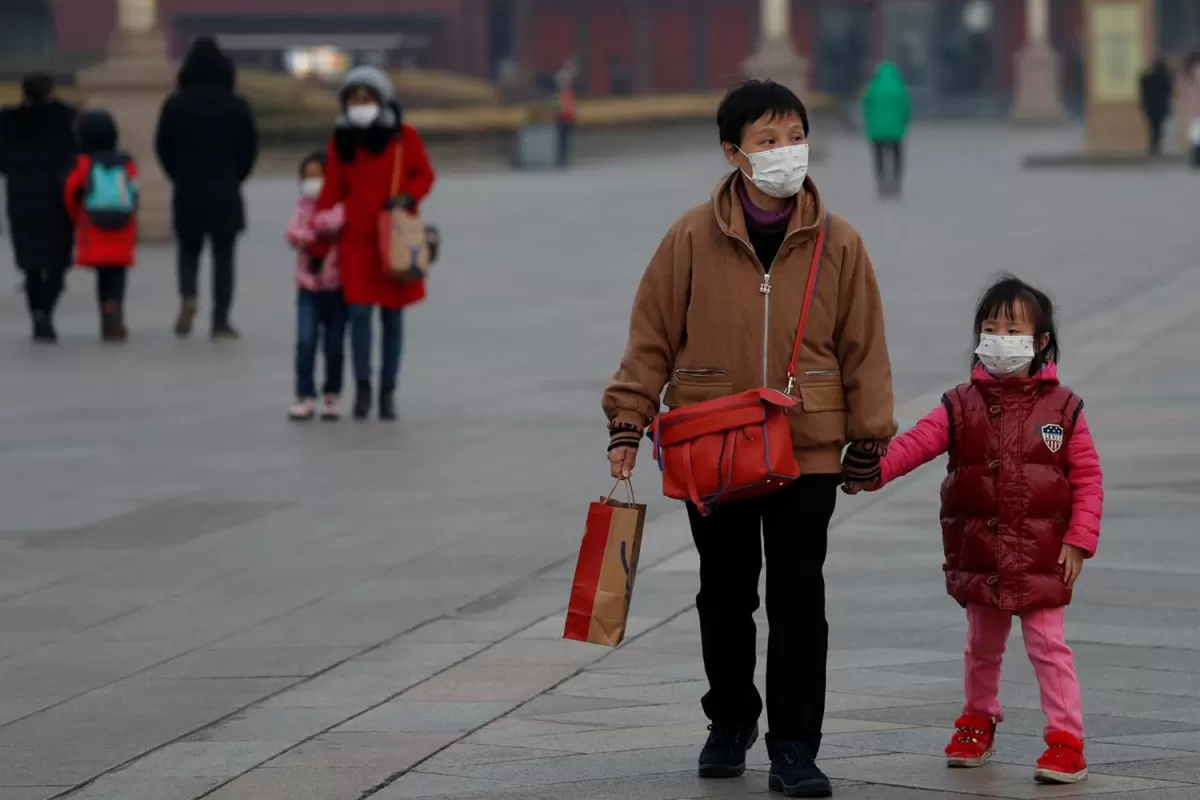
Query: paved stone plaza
0 125 1199 799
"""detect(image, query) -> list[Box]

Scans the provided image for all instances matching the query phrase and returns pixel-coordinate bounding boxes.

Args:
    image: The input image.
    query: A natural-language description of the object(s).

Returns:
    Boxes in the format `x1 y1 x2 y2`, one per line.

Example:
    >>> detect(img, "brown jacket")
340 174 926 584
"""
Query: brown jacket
602 172 897 475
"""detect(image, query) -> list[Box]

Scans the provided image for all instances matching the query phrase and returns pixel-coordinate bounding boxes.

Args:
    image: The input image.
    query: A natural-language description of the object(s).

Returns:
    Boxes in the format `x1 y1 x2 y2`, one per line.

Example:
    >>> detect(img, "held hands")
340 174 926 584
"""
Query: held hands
385 194 416 212
1059 544 1086 587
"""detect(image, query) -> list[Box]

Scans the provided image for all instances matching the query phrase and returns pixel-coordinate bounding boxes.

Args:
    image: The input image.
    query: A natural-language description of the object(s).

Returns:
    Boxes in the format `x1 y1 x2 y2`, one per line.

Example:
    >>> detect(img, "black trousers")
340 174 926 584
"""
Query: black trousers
688 474 839 752
177 231 236 324
872 140 904 193
22 265 68 321
1148 116 1165 156
95 269 127 306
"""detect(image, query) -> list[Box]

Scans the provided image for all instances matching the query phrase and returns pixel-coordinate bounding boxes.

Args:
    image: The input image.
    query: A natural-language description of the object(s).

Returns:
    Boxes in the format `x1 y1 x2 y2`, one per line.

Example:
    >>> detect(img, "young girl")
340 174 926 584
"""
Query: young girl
285 152 346 421
64 109 138 341
852 276 1103 785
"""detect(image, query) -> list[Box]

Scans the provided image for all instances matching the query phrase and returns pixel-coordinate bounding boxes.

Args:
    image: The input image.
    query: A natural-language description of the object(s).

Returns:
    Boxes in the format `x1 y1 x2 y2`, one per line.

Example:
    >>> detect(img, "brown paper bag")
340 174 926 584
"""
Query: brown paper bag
563 481 646 647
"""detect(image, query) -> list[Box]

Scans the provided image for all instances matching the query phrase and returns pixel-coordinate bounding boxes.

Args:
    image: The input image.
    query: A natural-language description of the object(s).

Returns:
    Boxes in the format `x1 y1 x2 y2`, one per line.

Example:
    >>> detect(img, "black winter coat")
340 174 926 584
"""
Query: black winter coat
154 39 258 237
0 99 77 271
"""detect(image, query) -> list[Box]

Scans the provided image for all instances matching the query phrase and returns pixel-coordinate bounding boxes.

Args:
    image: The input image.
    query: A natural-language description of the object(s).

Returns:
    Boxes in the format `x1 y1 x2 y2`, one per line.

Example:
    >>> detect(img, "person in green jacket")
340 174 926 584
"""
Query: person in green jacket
862 62 912 197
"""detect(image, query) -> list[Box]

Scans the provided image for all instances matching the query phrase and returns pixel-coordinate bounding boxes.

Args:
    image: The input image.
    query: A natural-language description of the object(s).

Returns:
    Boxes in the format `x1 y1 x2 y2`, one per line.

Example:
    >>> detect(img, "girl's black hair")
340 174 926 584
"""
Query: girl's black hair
298 150 325 177
973 275 1060 374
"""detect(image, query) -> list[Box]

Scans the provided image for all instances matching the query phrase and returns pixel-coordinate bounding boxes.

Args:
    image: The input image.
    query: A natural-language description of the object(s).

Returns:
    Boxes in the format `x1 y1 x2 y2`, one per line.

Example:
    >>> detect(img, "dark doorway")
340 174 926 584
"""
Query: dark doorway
0 0 56 60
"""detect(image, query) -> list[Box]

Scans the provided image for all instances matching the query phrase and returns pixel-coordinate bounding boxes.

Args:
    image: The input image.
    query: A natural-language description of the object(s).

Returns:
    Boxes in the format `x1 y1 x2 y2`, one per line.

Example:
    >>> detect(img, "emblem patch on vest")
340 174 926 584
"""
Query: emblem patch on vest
1040 424 1064 453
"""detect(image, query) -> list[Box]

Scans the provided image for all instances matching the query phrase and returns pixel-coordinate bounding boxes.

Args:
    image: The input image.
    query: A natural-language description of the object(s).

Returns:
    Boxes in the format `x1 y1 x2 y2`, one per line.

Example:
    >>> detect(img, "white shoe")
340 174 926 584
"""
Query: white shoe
288 398 316 421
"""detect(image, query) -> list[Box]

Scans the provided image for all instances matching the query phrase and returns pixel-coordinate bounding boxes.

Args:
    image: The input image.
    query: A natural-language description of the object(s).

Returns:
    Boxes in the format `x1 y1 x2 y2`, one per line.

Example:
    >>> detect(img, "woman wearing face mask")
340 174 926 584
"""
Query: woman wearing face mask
848 276 1103 786
602 79 896 798
315 66 435 421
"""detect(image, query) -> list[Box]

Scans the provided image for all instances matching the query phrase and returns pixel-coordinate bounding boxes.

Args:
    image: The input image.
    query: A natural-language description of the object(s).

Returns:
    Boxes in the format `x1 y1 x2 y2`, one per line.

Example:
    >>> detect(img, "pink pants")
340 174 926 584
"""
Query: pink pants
963 604 1084 739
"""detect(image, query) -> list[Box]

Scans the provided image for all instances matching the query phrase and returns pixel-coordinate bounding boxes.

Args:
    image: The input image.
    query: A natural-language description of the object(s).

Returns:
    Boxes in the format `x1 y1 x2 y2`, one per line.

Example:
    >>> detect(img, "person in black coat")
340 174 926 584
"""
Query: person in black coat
154 37 258 339
0 73 77 342
1140 58 1175 157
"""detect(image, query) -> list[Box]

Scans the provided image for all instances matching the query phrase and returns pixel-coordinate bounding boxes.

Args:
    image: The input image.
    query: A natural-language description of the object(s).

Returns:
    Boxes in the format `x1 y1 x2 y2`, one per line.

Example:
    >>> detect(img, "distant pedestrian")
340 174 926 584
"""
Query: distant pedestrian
1139 57 1174 157
0 73 77 342
63 110 138 342
603 79 895 798
315 66 436 421
1180 53 1200 168
555 74 578 168
849 276 1103 786
285 151 347 421
155 36 259 340
862 62 911 197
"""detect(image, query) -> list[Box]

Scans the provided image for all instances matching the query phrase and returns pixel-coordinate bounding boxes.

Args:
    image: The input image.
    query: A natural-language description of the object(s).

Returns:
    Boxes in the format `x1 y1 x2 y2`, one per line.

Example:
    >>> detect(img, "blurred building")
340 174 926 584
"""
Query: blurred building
11 1 1198 114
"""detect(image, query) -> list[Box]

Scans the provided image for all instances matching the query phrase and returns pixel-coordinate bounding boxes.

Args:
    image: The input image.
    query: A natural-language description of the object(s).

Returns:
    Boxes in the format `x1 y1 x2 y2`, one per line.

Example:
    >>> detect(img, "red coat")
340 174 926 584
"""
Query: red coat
64 155 138 268
316 125 435 310
940 372 1085 613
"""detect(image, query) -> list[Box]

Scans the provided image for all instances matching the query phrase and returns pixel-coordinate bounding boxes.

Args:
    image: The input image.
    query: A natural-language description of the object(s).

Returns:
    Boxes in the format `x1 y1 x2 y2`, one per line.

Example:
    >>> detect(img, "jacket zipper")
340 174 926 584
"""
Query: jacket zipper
733 235 789 388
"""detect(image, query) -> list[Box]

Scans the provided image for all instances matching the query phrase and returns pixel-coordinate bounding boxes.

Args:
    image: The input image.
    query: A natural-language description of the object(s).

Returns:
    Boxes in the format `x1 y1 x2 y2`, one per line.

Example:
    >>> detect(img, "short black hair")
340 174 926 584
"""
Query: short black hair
973 275 1060 374
299 149 326 177
717 79 809 146
21 72 54 104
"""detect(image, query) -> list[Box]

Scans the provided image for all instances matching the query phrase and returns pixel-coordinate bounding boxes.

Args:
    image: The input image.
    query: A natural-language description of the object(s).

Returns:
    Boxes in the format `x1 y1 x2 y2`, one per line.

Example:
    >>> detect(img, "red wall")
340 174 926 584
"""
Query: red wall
529 5 574 78
705 5 753 89
584 4 632 96
51 0 115 54
650 8 695 92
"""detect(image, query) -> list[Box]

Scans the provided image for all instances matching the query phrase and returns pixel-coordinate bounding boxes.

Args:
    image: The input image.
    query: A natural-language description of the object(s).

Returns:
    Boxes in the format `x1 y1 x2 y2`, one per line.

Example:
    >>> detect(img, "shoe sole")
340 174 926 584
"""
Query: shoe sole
320 413 340 422
288 413 316 422
947 748 994 768
767 774 833 797
1035 767 1088 784
698 763 746 779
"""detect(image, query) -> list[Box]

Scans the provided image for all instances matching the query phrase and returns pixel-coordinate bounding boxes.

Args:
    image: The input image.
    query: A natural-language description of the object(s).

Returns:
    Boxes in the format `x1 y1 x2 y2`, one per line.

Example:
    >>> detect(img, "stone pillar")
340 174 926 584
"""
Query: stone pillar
77 0 174 242
744 0 810 98
1011 0 1069 123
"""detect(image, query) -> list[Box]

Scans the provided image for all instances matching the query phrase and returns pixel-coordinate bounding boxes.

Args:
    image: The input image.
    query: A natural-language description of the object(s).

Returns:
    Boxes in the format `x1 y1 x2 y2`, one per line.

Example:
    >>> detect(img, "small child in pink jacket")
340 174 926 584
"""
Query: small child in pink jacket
847 276 1103 786
286 151 346 421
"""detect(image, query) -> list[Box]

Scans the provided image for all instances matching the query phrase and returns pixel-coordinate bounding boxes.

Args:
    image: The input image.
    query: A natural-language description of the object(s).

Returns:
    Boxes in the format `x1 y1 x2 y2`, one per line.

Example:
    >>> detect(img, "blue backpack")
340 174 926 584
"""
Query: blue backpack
84 159 137 231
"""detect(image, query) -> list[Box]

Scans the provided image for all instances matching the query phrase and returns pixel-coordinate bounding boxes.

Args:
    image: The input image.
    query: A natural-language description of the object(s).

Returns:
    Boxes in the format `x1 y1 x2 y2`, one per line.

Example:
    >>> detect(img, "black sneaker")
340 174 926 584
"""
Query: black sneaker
378 385 397 421
768 739 832 797
32 316 57 344
698 721 758 779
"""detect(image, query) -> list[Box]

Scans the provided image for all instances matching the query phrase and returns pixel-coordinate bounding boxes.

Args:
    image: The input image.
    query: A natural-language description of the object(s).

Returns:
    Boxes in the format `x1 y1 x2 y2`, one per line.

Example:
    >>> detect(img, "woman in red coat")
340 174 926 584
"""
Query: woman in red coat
316 66 435 421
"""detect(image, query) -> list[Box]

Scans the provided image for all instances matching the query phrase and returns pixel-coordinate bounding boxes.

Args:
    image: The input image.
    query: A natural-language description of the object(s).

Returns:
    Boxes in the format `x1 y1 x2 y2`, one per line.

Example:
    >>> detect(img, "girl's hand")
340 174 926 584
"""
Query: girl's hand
1059 544 1086 587
840 481 876 495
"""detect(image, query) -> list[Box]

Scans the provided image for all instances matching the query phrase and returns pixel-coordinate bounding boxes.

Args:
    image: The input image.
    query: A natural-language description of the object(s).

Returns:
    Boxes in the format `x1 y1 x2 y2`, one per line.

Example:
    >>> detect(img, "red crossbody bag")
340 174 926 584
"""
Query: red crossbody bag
649 213 830 516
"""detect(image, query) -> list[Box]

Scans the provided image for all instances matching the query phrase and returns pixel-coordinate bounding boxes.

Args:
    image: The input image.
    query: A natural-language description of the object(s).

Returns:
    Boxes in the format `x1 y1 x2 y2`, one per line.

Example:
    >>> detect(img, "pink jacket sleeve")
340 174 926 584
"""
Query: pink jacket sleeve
312 204 345 235
879 404 951 486
1063 411 1103 557
285 205 315 249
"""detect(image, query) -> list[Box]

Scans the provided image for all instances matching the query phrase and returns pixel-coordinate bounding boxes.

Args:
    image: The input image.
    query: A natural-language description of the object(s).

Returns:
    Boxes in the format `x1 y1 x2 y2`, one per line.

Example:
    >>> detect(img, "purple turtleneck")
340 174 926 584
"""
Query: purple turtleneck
736 178 794 271
736 178 794 233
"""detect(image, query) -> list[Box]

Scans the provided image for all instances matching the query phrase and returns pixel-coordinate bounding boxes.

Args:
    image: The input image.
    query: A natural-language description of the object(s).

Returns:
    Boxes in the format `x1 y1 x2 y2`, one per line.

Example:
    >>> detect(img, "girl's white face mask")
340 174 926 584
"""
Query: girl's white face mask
300 178 323 199
739 143 809 198
346 103 381 128
975 334 1035 376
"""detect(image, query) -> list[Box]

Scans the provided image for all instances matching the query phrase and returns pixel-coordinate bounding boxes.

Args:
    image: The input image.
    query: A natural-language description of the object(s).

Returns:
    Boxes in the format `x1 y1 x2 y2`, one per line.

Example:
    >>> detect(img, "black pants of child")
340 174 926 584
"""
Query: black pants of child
95 269 126 306
872 139 904 195
177 231 236 326
687 474 839 754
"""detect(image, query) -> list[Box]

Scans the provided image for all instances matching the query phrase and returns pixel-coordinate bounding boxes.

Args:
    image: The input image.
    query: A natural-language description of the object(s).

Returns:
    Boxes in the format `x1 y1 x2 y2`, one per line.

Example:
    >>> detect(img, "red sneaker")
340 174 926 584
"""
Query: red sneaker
1035 731 1088 784
945 713 996 768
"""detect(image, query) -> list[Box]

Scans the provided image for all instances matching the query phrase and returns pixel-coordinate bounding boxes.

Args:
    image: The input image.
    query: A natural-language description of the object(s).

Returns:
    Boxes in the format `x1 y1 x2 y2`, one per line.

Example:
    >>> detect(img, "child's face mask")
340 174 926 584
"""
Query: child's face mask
975 334 1035 376
300 178 323 199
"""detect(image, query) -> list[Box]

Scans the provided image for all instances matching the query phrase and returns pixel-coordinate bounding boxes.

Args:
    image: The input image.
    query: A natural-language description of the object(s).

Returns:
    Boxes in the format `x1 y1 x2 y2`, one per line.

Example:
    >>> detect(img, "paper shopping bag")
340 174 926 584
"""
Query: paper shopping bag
563 481 646 647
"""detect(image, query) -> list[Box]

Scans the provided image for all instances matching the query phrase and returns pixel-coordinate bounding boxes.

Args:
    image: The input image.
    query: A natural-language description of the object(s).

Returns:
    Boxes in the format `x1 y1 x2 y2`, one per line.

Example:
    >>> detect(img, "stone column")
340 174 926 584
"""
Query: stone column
1010 0 1069 123
744 0 810 98
77 0 175 242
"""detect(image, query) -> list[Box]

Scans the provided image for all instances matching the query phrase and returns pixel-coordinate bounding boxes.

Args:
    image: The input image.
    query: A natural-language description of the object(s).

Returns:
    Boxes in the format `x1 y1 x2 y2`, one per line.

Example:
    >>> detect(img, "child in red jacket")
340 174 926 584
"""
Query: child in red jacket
64 109 138 341
846 276 1104 785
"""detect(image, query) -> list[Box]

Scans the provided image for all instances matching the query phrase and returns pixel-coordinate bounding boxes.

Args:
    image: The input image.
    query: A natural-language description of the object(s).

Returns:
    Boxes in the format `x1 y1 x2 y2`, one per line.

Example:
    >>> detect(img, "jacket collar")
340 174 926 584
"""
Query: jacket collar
970 362 1060 397
711 171 824 246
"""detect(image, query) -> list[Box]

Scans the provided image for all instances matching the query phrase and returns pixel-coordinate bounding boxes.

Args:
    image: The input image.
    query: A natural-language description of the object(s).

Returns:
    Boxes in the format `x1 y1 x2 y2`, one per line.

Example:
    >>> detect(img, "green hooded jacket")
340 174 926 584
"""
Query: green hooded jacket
862 62 911 142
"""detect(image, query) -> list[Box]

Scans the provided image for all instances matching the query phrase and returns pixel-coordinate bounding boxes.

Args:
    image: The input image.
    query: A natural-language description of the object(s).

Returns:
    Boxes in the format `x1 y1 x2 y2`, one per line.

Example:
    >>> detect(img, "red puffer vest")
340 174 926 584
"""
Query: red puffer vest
940 368 1083 613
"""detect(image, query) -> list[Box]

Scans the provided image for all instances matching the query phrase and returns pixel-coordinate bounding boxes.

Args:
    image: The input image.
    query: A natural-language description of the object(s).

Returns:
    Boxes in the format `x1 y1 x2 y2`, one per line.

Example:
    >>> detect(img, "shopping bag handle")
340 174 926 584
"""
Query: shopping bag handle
606 479 636 505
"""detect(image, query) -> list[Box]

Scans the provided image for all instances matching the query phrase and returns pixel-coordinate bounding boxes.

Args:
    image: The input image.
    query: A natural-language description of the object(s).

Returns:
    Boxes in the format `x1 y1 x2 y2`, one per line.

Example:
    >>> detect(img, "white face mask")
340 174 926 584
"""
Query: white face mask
300 178 323 199
975 334 1035 376
346 103 380 128
739 143 810 198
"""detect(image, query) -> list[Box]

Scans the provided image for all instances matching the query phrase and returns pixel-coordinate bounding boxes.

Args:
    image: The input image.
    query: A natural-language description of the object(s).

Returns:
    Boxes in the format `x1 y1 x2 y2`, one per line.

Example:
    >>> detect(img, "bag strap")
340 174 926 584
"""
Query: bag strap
784 212 831 396
389 135 405 197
